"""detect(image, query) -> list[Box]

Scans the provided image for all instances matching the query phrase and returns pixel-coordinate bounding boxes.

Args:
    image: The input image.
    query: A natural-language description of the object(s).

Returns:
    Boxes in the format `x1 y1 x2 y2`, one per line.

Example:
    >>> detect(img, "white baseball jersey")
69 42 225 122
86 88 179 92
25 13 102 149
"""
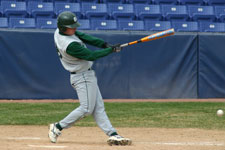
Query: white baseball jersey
54 28 93 73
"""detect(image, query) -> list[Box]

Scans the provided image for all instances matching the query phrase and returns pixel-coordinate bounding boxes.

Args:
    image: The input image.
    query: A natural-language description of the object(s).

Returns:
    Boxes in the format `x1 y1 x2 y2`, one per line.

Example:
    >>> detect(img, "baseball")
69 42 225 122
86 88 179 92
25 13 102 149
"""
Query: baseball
217 109 224 117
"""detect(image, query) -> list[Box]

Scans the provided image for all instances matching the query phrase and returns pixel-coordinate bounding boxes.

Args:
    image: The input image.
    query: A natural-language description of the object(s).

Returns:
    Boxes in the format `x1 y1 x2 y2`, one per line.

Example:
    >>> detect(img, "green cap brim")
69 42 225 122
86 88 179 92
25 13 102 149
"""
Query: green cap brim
65 22 80 28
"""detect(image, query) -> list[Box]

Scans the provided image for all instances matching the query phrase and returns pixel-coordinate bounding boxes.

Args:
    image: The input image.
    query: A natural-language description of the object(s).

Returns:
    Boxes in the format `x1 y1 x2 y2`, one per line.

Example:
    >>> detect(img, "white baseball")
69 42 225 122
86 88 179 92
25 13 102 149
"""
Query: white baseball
217 109 224 117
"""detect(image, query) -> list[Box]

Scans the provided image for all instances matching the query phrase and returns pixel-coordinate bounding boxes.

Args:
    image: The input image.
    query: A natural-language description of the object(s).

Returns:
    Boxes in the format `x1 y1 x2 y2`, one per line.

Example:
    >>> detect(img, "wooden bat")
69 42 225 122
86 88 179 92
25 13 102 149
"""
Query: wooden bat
120 28 175 48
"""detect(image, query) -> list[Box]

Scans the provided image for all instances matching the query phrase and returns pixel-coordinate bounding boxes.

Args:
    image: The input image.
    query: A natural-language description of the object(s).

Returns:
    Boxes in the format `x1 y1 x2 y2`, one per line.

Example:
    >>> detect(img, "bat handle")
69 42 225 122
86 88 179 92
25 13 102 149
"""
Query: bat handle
120 43 129 48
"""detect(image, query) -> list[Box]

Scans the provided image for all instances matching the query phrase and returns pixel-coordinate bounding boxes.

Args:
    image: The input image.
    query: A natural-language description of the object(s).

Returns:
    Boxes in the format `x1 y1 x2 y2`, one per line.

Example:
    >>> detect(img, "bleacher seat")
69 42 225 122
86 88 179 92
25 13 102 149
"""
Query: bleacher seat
127 0 151 4
91 19 117 30
188 6 215 22
108 4 135 20
1 0 54 2
145 20 171 31
54 2 81 18
215 6 225 22
0 17 8 28
200 22 225 32
27 1 55 18
178 0 205 5
9 18 36 28
76 0 99 2
162 5 188 21
24 0 54 1
81 3 108 19
172 21 199 32
36 18 57 29
1 1 27 18
0 5 2 17
29 0 54 1
101 0 126 3
152 0 178 5
77 19 91 30
118 20 144 30
53 0 73 2
134 4 162 20
207 0 225 6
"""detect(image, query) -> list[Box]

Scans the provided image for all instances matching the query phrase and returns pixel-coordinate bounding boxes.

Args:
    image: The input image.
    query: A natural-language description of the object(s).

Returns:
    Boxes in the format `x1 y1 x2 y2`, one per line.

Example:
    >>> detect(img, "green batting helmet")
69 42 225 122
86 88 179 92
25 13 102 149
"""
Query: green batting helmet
57 11 80 32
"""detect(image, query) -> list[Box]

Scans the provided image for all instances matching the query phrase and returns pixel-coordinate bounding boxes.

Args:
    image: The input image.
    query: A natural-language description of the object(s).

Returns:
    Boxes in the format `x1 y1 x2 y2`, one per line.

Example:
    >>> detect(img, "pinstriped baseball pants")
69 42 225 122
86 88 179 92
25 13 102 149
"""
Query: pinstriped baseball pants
59 70 116 136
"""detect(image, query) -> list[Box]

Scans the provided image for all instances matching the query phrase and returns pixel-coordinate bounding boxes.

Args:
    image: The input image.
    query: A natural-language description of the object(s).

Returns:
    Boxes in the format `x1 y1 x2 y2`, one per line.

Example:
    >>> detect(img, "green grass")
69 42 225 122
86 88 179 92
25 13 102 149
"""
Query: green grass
0 102 225 130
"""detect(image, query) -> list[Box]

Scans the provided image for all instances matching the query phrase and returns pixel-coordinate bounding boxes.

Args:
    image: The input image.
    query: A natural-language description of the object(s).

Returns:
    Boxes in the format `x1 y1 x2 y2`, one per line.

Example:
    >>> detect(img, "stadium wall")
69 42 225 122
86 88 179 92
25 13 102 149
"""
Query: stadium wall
0 29 224 99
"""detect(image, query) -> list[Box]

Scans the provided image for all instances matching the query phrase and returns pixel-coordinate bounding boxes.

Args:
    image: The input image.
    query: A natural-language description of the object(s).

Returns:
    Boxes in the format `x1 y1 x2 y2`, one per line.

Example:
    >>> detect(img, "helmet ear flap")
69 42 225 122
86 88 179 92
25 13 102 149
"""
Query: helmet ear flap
58 26 67 33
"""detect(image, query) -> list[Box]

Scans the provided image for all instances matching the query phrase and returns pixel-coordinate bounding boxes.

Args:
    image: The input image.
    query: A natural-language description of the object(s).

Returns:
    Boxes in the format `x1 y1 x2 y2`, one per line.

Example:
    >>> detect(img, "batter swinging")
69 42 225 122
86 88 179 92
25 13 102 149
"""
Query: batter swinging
48 11 132 146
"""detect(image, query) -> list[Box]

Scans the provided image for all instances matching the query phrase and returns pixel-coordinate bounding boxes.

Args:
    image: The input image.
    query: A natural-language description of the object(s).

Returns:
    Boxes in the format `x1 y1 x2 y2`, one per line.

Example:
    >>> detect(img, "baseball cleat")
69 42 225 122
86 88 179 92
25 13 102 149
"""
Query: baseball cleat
107 135 132 146
48 123 61 143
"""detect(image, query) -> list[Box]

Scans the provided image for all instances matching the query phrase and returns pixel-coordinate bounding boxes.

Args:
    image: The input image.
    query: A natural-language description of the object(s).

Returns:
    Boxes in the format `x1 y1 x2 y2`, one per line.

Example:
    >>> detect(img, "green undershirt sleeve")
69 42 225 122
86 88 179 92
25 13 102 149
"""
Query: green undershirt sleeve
75 31 106 48
66 42 113 61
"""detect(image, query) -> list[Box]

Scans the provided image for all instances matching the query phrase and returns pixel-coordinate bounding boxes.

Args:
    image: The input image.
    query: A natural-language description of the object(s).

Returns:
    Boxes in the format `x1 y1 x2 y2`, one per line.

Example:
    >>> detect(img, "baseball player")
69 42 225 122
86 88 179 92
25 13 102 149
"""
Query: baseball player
48 11 132 146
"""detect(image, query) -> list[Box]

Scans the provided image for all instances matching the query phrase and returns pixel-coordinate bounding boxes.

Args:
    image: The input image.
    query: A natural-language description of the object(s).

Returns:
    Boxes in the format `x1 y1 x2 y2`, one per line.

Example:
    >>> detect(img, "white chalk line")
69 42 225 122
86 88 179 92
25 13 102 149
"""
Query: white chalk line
138 141 225 146
7 137 41 140
5 137 224 147
28 145 67 149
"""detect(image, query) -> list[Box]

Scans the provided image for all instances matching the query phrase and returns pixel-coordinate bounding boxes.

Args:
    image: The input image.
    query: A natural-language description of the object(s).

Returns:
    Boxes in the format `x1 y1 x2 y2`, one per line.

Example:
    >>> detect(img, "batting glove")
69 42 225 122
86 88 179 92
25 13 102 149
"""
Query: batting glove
111 44 122 52
102 42 113 48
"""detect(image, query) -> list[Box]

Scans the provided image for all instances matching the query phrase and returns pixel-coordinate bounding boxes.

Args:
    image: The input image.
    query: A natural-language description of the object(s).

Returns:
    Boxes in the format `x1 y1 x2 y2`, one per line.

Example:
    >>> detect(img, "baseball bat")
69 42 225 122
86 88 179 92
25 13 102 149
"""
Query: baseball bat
120 28 175 48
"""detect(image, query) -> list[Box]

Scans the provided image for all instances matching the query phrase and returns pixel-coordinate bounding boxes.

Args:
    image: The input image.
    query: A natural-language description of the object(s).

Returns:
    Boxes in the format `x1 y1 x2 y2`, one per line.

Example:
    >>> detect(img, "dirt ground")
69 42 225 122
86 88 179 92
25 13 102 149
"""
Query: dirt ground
1 99 225 150
0 126 224 150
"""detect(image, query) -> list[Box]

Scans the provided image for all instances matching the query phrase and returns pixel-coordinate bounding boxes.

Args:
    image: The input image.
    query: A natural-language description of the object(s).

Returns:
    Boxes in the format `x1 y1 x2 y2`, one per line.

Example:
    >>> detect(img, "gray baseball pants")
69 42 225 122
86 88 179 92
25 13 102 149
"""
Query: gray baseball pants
59 70 116 136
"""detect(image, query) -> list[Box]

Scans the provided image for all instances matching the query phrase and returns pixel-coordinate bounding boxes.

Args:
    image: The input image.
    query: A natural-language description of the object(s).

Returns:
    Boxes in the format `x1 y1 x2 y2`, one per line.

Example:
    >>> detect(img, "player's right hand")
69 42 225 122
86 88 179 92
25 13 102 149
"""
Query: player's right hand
111 44 122 53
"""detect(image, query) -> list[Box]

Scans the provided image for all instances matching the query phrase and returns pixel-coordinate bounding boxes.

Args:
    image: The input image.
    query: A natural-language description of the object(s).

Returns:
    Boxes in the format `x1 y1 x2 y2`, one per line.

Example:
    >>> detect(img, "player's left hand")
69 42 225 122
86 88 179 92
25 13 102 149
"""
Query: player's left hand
102 42 113 48
111 44 122 52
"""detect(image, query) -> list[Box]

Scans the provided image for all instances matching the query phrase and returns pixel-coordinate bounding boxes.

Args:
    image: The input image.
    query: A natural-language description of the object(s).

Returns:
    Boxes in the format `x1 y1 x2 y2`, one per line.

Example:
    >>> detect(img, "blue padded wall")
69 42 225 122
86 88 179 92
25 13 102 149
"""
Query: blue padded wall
91 32 198 98
0 29 74 99
198 34 225 98
0 29 224 99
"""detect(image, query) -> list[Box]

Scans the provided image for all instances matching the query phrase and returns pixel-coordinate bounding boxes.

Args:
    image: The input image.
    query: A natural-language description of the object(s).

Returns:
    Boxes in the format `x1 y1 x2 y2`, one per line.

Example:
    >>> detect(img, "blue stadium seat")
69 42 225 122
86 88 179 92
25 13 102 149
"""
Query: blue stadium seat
172 21 199 32
76 0 99 2
91 19 117 30
101 0 126 3
81 3 108 19
0 17 8 28
1 1 27 18
1 0 16 1
0 5 2 17
118 20 144 30
178 0 205 5
162 5 188 21
206 0 225 6
108 4 135 20
55 2 81 18
36 18 57 29
200 22 225 32
152 0 178 5
144 20 171 31
9 18 36 28
77 19 91 30
215 6 225 22
27 1 55 18
127 0 151 4
53 0 74 2
26 0 54 1
188 6 215 22
134 4 162 20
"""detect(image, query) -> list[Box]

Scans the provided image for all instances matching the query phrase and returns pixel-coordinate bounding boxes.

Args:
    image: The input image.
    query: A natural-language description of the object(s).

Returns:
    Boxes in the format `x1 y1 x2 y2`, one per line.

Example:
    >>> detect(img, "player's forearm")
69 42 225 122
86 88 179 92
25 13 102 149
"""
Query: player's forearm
75 31 105 48
66 42 113 61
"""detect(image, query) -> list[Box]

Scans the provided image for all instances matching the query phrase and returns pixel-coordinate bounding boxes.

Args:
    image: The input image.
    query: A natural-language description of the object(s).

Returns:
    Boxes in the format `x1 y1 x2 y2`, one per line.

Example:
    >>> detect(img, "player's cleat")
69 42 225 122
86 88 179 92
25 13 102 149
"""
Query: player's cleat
107 135 132 146
48 123 61 143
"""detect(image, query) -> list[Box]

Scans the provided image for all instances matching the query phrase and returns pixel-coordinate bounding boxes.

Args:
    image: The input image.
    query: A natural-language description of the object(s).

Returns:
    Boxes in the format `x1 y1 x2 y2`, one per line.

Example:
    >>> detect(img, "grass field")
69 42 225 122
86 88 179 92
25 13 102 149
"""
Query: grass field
1 102 225 130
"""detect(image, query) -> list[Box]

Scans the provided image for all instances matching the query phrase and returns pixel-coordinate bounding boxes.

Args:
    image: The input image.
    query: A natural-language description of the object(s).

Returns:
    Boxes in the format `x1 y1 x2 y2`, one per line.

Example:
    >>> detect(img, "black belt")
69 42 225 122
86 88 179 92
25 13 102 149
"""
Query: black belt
71 68 91 74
